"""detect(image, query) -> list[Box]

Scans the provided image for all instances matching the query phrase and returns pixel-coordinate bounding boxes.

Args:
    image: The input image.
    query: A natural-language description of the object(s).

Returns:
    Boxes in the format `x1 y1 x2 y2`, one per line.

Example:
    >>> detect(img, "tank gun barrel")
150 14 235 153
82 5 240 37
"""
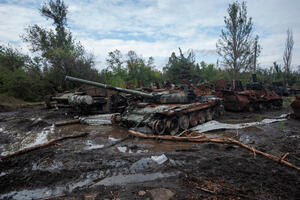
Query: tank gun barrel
65 76 154 99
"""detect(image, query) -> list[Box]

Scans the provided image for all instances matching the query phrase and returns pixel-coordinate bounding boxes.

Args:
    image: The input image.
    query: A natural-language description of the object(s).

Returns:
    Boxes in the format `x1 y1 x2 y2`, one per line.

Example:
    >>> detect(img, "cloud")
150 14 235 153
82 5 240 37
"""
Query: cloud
0 0 299 71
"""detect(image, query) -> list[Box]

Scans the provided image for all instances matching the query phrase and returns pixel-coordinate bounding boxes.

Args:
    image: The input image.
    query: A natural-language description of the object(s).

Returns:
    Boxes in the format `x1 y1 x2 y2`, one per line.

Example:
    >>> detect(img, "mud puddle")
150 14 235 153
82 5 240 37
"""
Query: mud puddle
2 153 178 200
95 171 180 186
0 123 55 156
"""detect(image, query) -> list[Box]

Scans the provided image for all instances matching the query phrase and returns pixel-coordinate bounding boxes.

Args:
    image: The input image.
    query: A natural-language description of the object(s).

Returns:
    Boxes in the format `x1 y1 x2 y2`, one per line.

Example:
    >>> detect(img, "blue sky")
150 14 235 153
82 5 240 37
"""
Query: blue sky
0 0 299 71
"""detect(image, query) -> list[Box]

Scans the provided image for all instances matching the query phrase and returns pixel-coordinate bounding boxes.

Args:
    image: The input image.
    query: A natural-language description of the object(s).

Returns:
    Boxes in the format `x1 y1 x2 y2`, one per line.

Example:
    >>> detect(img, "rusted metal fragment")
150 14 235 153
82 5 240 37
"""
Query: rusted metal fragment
215 80 227 91
291 96 300 119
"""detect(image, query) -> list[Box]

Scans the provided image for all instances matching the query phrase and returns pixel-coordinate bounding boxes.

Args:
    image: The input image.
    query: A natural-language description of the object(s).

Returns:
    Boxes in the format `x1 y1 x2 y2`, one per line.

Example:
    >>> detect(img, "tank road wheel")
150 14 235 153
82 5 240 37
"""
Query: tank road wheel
189 112 198 127
166 117 179 136
179 115 189 130
198 111 206 124
152 120 165 135
206 109 213 121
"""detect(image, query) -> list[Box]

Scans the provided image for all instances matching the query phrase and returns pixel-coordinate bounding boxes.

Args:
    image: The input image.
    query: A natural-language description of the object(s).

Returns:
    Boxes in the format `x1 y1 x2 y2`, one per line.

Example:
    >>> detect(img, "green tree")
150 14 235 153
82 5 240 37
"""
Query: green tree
102 50 163 88
199 62 230 83
216 1 260 79
22 0 99 92
163 48 199 83
0 45 37 100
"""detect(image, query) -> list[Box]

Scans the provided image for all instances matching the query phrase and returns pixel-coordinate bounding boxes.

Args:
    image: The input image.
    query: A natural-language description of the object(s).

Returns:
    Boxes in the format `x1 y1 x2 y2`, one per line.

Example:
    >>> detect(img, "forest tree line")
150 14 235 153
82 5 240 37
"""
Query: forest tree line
0 0 299 102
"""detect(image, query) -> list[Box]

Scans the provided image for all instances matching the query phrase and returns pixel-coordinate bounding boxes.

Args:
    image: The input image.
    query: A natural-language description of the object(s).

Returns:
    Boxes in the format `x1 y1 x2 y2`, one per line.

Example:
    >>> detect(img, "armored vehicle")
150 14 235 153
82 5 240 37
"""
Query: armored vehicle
216 76 282 112
45 84 129 114
66 76 224 135
291 96 300 119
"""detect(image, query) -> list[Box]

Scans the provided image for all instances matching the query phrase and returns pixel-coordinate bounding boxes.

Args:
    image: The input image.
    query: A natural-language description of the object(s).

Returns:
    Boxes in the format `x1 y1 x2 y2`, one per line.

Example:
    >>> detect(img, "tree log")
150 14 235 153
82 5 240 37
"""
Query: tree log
55 119 81 127
128 130 300 171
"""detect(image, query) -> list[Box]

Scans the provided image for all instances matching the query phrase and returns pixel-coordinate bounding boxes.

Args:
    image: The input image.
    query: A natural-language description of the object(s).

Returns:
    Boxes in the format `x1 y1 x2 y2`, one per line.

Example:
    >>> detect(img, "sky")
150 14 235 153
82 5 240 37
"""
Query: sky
0 0 299 71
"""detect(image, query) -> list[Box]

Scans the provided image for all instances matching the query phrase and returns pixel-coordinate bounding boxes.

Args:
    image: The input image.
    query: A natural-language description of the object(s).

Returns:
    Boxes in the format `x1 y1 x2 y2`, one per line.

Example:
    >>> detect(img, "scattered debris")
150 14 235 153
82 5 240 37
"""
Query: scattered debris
191 115 287 132
138 190 146 196
80 114 116 125
151 154 168 164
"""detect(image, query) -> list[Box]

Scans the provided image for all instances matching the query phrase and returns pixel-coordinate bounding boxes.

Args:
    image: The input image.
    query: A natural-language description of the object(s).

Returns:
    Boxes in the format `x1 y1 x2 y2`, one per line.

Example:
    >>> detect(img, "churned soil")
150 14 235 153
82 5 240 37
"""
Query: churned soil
0 106 299 199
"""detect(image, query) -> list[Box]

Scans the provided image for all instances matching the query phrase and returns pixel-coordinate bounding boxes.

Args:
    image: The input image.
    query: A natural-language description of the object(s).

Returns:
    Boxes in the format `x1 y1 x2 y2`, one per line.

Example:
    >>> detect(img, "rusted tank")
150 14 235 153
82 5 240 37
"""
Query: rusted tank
45 84 129 114
291 96 300 119
66 76 224 135
216 79 282 112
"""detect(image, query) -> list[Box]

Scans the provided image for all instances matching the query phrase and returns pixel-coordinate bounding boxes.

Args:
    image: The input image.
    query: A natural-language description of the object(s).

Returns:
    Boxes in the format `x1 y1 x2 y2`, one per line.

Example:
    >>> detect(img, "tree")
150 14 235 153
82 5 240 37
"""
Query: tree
216 1 260 79
22 0 99 92
102 50 163 87
283 29 294 75
163 48 199 83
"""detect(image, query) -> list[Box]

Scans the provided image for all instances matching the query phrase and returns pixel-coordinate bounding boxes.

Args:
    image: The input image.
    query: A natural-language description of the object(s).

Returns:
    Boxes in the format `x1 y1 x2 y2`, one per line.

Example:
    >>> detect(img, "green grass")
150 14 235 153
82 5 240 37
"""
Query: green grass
282 96 296 108
0 93 44 110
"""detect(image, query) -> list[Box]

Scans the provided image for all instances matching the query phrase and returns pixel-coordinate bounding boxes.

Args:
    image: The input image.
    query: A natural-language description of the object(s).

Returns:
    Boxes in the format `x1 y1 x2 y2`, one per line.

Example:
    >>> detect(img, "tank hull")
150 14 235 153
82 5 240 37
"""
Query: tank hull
111 99 224 135
216 80 282 112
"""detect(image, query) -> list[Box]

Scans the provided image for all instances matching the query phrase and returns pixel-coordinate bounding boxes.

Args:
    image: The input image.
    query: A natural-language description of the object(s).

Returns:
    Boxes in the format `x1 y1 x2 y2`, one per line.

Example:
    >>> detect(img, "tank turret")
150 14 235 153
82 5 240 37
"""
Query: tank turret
66 76 199 104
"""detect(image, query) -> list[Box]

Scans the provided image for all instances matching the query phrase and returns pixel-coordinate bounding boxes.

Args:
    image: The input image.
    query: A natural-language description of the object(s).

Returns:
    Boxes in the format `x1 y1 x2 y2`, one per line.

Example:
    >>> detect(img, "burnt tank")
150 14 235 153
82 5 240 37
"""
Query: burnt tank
291 96 300 119
66 76 224 135
216 75 282 112
45 84 129 114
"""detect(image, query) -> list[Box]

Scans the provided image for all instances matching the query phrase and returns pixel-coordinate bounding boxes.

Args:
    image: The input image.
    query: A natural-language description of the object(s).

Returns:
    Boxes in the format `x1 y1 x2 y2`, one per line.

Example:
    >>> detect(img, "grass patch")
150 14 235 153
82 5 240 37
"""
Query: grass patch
282 96 296 108
0 93 44 110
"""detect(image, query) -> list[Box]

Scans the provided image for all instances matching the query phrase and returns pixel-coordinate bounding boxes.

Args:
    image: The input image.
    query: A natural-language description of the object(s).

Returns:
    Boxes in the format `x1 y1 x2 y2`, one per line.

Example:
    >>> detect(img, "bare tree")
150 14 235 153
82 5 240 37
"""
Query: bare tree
216 1 260 79
283 29 294 75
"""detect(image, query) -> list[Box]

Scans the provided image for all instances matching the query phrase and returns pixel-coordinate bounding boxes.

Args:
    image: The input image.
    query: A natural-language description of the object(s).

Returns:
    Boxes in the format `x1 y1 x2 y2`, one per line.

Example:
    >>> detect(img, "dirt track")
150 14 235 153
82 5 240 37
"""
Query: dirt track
0 106 299 199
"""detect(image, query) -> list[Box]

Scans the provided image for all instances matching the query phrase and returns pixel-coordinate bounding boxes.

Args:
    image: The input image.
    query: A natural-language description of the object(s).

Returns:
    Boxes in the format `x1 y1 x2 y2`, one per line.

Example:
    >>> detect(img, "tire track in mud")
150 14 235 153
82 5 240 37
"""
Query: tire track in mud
0 142 182 199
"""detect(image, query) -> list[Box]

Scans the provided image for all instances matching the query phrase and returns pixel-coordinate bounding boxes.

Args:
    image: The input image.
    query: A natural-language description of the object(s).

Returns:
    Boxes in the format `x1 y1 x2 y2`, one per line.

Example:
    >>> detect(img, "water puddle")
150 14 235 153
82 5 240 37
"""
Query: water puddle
108 136 120 142
0 169 179 200
94 171 180 186
84 140 104 150
32 160 64 171
1 125 55 156
0 170 106 200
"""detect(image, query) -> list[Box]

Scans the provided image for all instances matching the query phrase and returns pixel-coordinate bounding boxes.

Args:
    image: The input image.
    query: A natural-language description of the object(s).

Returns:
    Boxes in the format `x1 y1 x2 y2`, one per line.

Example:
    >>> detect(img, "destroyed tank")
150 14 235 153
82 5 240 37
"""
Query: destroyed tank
45 84 129 114
291 96 300 119
216 75 282 112
66 76 224 135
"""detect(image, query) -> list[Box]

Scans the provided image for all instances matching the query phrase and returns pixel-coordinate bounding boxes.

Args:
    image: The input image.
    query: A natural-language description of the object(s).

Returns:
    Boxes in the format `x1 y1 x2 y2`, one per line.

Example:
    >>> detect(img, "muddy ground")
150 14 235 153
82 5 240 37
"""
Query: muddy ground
0 106 299 200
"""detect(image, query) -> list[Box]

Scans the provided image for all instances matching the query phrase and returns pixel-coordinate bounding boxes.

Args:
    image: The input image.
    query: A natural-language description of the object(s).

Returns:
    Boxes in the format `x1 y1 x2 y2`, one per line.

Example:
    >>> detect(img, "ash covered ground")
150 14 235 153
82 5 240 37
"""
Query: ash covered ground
0 106 299 199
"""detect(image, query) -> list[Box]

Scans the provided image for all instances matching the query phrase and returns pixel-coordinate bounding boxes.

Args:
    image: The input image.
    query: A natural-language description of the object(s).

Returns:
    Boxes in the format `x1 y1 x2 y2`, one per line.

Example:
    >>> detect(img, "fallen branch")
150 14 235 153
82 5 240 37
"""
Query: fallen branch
55 119 81 127
129 130 206 142
194 185 216 194
225 138 300 171
0 132 88 161
128 130 300 171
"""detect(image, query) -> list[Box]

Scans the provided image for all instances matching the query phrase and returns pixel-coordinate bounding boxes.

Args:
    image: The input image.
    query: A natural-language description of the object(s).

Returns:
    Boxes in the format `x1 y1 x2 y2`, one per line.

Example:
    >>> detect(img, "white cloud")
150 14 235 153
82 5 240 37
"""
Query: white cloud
0 0 299 71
